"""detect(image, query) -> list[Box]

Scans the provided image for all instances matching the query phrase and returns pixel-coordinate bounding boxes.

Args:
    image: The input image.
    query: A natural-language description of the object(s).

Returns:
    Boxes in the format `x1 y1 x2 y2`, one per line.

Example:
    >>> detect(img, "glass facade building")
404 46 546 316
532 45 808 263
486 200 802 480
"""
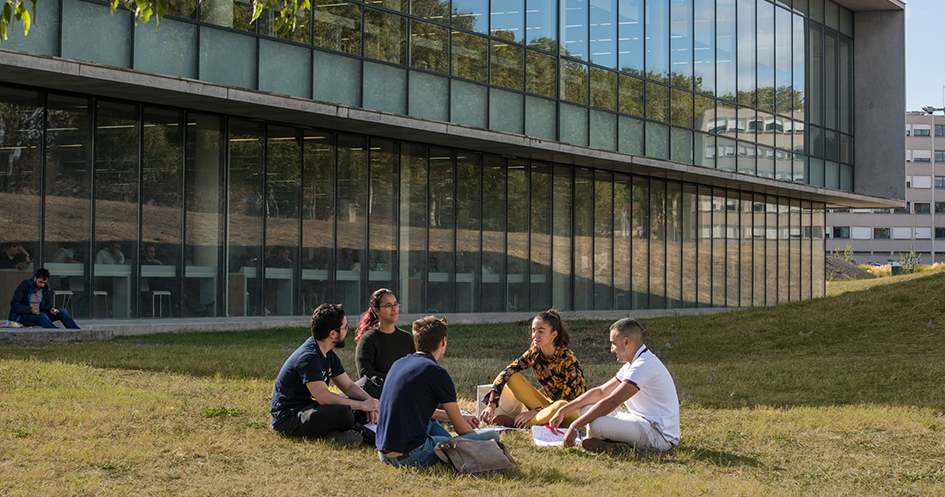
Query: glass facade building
0 0 904 319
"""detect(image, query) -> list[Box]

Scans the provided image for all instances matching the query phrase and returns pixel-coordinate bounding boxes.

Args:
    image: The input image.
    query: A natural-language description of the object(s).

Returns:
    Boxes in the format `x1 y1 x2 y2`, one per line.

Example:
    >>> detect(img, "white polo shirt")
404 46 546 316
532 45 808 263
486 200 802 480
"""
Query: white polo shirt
615 346 680 445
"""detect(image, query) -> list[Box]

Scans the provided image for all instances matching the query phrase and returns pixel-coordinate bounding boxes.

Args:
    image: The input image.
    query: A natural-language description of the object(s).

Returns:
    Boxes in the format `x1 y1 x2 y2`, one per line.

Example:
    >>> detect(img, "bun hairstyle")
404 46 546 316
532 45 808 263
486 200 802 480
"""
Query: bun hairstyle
534 309 569 348
355 288 394 342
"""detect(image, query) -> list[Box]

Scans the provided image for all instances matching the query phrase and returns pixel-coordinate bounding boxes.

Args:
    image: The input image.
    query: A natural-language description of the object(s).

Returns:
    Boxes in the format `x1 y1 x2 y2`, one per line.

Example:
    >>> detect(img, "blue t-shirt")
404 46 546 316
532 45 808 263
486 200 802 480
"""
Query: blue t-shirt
375 353 457 453
270 337 345 426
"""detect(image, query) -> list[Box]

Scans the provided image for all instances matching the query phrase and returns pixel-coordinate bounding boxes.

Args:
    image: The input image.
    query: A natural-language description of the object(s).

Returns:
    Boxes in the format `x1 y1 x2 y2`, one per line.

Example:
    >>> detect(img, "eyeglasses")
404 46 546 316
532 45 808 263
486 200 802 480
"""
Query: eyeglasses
379 302 401 311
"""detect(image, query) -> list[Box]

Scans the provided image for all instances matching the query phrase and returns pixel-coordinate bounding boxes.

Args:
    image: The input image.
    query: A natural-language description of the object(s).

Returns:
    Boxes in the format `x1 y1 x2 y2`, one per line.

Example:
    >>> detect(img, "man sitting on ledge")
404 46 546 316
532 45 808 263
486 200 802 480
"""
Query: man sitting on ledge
549 317 679 455
270 303 377 445
9 268 80 329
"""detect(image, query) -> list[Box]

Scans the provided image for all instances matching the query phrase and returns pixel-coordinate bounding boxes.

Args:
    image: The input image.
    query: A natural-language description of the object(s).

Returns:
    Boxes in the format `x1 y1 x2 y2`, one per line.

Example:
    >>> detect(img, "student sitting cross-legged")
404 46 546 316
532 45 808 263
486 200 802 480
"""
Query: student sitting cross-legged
375 316 500 468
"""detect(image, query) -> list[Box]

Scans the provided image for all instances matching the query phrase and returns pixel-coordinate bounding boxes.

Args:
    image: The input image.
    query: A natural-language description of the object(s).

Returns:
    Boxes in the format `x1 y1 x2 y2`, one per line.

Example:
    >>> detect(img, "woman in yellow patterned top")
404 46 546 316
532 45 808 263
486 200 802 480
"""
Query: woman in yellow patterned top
479 309 585 428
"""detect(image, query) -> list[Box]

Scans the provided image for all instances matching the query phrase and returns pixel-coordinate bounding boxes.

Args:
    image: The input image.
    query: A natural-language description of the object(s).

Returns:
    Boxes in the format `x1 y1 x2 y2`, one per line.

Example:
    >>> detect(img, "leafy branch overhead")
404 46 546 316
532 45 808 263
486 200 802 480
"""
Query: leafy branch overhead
0 0 310 42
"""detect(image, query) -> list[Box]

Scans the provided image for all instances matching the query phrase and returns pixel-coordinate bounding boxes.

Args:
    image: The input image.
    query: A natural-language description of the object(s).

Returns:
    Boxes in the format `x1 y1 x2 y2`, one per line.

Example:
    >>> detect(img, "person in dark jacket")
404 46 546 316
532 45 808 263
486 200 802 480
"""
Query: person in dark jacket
8 268 80 329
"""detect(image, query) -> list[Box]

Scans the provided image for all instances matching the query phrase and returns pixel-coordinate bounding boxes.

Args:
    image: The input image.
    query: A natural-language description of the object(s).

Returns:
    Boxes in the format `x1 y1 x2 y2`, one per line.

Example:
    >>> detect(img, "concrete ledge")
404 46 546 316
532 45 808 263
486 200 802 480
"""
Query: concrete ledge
0 329 114 344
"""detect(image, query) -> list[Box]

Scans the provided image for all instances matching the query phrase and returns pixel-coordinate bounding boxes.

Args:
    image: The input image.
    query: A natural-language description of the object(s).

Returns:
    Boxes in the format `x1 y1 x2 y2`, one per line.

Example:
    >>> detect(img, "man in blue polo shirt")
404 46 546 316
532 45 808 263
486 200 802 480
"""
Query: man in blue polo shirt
270 303 378 444
376 316 498 467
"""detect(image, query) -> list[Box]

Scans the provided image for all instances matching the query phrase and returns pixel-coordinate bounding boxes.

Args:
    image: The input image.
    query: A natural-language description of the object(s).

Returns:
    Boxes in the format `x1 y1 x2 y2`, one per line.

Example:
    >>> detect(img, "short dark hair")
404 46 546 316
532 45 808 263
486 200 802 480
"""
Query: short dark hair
610 318 644 343
413 316 448 353
534 309 570 348
311 303 345 340
34 268 50 280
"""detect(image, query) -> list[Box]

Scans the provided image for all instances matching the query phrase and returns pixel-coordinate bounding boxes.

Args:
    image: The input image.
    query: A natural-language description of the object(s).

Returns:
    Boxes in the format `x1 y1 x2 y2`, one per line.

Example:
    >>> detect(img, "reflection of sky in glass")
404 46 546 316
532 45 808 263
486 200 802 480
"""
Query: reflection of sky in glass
525 0 555 49
670 0 692 82
644 0 668 78
693 0 714 94
491 0 524 42
617 0 642 72
562 0 587 60
452 0 488 34
589 0 616 68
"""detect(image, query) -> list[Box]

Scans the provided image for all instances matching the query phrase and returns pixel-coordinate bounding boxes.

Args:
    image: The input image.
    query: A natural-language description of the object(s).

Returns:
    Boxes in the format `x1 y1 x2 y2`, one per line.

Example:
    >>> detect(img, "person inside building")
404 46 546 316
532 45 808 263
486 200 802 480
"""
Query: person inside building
51 242 81 265
94 241 125 265
479 309 586 428
548 317 679 455
353 288 415 399
0 243 32 270
375 315 498 468
8 268 80 329
270 303 377 445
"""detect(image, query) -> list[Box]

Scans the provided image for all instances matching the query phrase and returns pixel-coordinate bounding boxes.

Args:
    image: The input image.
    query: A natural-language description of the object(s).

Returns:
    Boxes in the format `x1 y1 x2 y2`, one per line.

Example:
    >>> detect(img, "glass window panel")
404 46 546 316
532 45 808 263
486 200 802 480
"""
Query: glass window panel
560 104 588 147
824 30 837 130
526 49 558 97
590 67 617 111
411 19 449 73
665 181 681 308
775 148 792 181
618 0 643 73
790 199 801 301
313 0 362 55
590 110 617 151
648 179 666 309
2 0 59 55
491 39 525 90
594 171 614 309
552 166 572 310
670 89 692 127
669 0 692 87
259 40 313 99
777 199 789 303
738 142 755 175
452 31 489 83
693 131 714 169
777 117 793 150
736 0 755 106
793 0 808 15
201 0 255 31
757 146 774 179
456 151 481 312
671 127 692 164
574 168 594 310
738 106 756 142
801 201 812 300
227 119 264 317
808 23 823 127
716 135 736 172
757 0 775 111
363 62 407 114
452 0 488 33
409 71 449 121
824 0 838 30
264 126 301 317
711 190 725 307
259 4 311 43
631 176 648 308
775 5 793 115
93 101 138 319
618 74 644 117
839 36 851 134
491 0 525 43
697 186 712 307
716 0 736 100
562 0 588 60
525 96 557 139
614 174 631 308
312 50 362 107
481 156 507 312
140 108 184 318
530 163 553 310
811 203 825 298
645 0 668 82
336 134 368 312
824 129 839 162
752 196 767 307
507 160 528 311
427 147 456 312
646 81 669 123
374 0 406 12
681 183 698 307
839 133 850 164
839 163 852 191
364 8 407 64
490 88 525 134
368 138 398 302
793 13 806 121
200 28 257 89
135 18 197 79
765 196 777 306
301 130 335 314
839 6 852 36
184 113 225 318
589 0 617 67
412 0 449 22
451 81 488 127
646 122 669 160
693 0 714 95
618 115 644 154
739 192 752 307
398 142 427 313
725 192 739 307
694 93 714 133
526 0 556 50
561 60 589 104
62 0 133 67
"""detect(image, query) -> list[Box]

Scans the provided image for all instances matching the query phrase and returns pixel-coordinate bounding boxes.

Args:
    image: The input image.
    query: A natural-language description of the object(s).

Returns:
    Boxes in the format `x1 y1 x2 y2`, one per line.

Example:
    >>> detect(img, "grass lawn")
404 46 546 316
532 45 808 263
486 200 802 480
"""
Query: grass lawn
2 272 945 496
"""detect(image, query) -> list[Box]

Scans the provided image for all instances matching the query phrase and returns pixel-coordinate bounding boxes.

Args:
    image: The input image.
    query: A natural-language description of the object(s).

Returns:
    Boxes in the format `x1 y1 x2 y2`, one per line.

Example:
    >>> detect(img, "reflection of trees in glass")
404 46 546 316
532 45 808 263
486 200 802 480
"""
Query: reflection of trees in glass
560 59 587 104
410 19 448 73
452 31 487 82
0 96 43 194
490 38 523 91
313 0 361 55
525 39 556 98
363 8 406 64
590 66 616 111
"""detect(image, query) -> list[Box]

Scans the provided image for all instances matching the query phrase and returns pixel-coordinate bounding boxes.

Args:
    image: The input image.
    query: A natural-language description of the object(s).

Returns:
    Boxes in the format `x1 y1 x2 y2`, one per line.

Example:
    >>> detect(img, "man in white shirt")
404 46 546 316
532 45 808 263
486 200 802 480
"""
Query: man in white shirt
549 317 679 455
95 242 125 265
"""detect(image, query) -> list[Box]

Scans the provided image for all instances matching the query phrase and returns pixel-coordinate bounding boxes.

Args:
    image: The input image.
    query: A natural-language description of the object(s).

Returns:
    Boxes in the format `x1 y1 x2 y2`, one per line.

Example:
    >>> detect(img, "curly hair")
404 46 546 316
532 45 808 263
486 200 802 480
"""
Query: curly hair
354 288 394 342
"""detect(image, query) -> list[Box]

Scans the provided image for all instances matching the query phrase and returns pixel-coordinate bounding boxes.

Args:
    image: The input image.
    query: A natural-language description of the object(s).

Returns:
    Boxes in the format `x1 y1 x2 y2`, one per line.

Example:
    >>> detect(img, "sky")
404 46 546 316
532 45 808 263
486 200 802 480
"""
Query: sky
905 0 945 111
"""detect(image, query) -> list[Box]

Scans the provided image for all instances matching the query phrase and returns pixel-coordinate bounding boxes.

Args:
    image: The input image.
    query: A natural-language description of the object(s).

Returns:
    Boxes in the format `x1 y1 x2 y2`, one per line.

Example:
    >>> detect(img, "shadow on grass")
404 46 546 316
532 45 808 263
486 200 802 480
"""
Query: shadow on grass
684 446 761 468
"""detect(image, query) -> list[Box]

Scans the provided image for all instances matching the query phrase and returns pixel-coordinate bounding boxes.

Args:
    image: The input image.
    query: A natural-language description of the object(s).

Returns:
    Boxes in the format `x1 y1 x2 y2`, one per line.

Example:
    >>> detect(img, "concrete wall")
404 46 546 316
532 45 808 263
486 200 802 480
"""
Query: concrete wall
854 9 906 201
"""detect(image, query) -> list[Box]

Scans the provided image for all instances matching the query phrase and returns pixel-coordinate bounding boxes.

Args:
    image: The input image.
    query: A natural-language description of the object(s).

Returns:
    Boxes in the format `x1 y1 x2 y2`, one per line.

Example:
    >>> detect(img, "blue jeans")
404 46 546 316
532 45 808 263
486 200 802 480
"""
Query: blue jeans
17 309 79 329
378 420 501 468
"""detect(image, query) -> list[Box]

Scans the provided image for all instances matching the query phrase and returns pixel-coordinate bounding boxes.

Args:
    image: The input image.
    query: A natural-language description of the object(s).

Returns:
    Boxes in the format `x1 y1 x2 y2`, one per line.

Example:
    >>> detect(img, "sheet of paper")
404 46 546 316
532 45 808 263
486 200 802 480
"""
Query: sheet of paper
531 425 582 447
362 423 377 433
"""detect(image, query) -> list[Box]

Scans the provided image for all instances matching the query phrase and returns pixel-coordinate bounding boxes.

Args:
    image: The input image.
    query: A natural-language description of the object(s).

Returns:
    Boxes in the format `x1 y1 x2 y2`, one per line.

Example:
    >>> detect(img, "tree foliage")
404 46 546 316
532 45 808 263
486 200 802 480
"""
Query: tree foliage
0 0 309 42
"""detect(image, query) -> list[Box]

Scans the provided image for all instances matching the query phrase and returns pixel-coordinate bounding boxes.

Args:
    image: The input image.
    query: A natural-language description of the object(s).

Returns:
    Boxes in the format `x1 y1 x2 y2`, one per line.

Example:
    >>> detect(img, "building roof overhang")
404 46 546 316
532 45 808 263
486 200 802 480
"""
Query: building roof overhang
833 0 904 11
0 49 902 209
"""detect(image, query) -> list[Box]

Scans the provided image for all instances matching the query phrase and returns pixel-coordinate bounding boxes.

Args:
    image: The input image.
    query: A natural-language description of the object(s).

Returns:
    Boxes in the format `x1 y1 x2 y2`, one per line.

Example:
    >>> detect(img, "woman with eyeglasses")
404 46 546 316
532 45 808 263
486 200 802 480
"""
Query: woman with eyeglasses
479 309 586 428
353 288 415 399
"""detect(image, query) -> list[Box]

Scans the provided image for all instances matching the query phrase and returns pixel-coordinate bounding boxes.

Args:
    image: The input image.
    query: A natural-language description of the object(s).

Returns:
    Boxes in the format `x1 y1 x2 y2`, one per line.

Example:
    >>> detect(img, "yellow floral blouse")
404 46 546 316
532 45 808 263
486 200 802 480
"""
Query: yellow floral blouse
482 345 585 406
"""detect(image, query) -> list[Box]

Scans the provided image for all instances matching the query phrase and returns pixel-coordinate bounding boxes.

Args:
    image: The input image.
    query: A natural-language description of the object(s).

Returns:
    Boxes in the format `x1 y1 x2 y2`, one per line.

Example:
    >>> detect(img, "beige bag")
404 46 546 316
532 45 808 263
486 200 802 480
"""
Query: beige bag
433 437 518 476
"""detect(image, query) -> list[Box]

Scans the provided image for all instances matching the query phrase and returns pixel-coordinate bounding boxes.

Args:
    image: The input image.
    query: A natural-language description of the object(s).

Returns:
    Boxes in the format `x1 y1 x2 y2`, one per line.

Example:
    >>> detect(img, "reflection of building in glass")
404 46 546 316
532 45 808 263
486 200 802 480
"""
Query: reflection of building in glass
0 0 904 320
827 112 944 265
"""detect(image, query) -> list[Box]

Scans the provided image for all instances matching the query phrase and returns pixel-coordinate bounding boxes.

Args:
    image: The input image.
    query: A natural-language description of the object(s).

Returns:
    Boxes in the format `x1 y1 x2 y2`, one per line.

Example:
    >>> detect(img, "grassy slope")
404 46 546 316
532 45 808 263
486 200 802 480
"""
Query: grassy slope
1 272 944 496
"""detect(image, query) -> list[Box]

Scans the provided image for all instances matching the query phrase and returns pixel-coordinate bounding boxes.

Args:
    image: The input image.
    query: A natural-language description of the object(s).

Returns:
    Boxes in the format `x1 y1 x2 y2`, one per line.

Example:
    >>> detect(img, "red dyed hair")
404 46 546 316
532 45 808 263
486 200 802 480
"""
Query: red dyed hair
354 288 394 342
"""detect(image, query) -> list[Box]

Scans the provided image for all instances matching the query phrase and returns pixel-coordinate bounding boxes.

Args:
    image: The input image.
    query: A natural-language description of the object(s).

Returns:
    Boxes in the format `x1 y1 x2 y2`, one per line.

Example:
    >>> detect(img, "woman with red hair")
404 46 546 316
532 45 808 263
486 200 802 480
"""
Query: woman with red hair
354 288 415 398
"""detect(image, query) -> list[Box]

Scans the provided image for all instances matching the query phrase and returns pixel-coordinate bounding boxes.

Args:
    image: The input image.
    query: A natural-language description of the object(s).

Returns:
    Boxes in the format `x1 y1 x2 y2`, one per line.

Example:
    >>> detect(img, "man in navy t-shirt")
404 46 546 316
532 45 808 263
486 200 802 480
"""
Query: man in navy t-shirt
270 303 378 444
376 316 499 467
